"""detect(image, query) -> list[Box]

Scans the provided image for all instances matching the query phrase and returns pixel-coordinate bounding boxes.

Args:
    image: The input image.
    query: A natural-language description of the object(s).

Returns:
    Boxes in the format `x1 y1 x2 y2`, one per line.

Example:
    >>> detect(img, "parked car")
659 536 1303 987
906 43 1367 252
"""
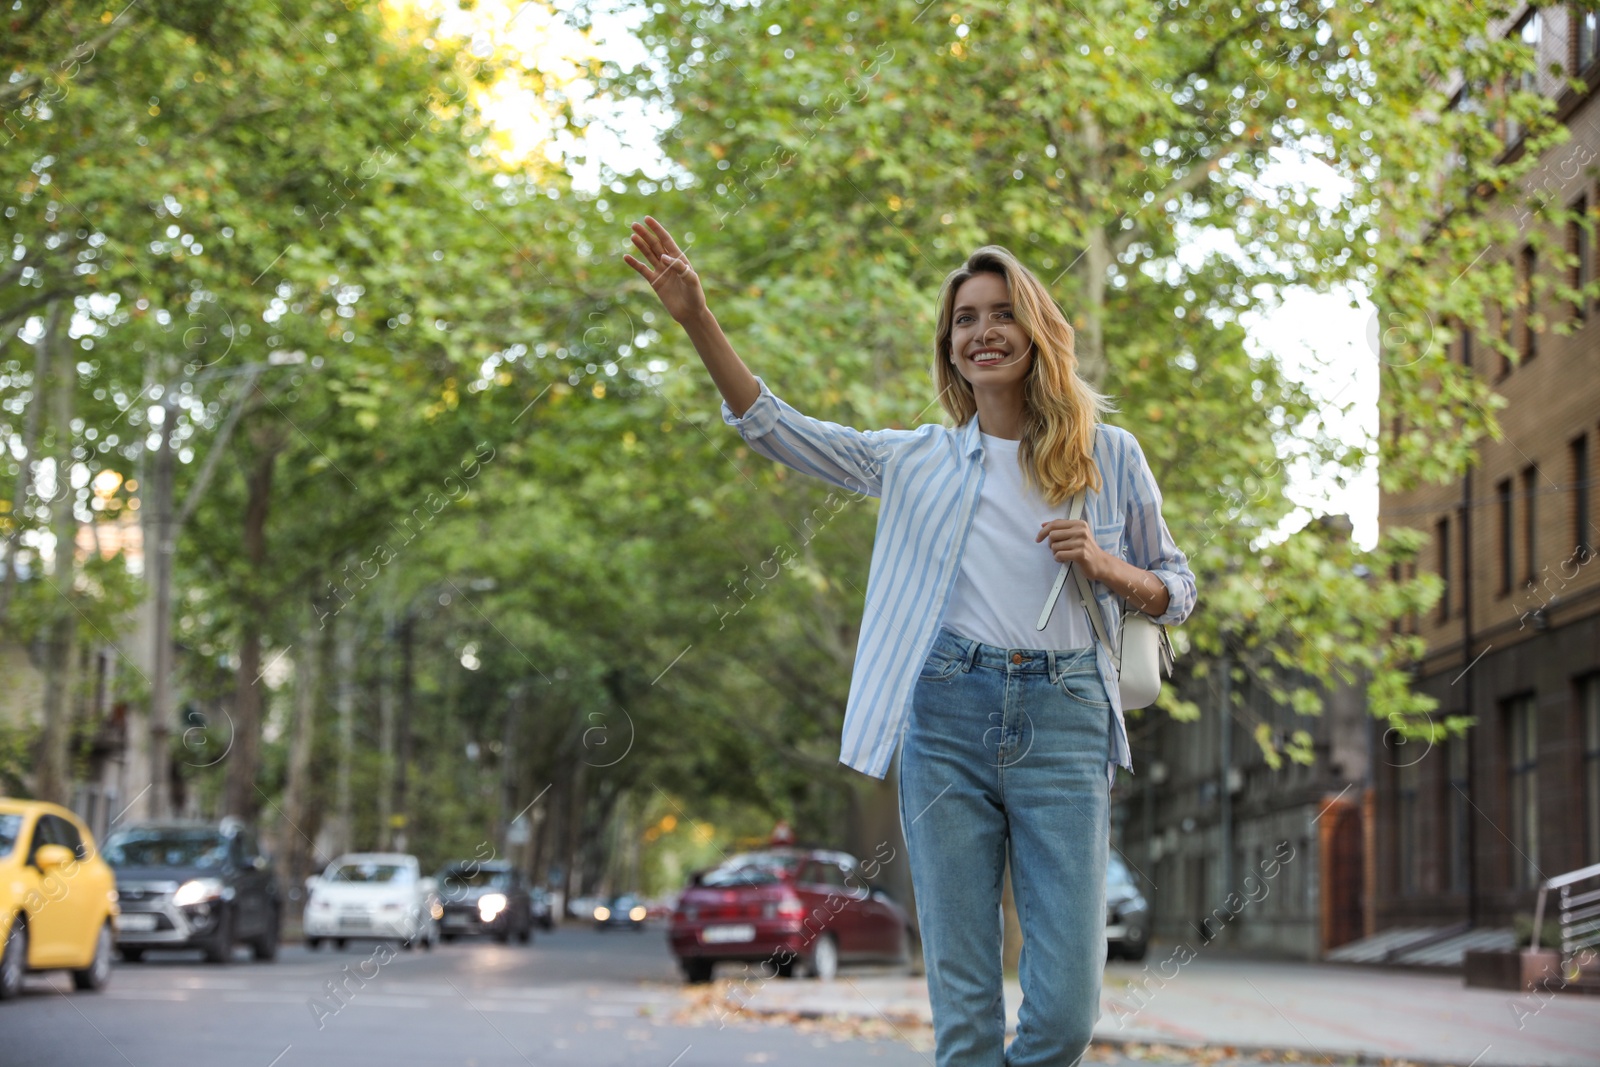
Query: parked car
304 853 439 951
0 799 118 999
1105 853 1149 961
435 860 532 944
594 894 648 931
103 818 279 964
669 849 915 983
529 887 554 931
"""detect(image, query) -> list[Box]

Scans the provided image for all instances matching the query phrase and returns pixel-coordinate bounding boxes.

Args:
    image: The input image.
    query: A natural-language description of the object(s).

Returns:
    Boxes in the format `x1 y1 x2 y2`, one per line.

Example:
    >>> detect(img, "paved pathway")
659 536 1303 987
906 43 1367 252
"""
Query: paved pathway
702 953 1600 1067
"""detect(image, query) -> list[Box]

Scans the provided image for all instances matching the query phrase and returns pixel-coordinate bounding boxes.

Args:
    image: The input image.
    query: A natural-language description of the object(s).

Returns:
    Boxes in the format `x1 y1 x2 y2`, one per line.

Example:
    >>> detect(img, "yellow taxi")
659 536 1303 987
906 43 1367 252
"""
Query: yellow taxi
0 798 119 999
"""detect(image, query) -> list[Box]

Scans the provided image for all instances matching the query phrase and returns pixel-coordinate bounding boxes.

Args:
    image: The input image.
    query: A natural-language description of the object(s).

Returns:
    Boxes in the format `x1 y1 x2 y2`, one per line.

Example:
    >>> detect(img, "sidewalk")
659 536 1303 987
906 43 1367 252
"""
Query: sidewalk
688 953 1600 1066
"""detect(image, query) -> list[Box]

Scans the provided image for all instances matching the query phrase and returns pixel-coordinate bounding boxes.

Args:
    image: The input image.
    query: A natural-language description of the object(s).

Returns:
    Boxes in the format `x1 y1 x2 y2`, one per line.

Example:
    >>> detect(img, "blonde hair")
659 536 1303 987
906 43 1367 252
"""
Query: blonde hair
932 245 1113 506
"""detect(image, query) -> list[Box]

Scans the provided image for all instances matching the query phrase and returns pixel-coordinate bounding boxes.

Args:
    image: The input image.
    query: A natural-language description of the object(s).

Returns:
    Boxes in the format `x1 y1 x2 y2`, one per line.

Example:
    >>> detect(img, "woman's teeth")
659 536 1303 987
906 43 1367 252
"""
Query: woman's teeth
973 352 1004 364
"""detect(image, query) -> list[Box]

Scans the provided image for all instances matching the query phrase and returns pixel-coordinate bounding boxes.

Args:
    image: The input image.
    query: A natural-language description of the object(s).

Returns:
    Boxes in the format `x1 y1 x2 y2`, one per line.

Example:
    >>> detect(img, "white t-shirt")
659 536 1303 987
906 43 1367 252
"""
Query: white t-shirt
939 432 1095 651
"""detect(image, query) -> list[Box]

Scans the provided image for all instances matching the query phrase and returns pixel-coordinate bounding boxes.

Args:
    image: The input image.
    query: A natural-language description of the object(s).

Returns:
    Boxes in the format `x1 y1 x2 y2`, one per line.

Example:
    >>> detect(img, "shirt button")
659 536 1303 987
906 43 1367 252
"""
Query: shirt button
1011 653 1023 664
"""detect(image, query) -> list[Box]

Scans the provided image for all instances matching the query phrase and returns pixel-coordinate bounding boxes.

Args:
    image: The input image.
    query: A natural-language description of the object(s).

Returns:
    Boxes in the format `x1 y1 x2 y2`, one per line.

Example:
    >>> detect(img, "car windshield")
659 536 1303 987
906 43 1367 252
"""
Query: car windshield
0 813 21 858
440 867 511 890
326 862 412 884
700 853 797 887
103 828 228 870
1107 854 1136 888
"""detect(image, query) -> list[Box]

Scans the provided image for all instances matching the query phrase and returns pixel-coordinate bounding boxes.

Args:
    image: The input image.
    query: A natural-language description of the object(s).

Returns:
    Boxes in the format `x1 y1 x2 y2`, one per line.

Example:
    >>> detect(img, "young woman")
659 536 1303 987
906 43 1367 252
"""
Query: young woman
625 216 1196 1066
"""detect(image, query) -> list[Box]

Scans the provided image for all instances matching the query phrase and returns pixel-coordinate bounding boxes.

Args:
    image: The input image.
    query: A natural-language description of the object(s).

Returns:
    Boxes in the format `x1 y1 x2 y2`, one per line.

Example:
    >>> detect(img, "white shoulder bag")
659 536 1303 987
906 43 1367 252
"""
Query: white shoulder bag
1034 448 1175 710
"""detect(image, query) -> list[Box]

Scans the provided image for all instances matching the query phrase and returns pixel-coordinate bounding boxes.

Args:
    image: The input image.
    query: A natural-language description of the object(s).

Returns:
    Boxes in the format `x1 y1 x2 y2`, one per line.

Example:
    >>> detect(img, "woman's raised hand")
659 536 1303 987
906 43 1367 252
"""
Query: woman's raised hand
624 217 707 325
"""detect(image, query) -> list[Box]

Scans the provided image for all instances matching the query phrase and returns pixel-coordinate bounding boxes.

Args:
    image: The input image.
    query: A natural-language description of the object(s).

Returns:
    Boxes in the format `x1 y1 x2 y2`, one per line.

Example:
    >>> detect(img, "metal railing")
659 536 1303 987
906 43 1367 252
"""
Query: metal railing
1531 861 1600 970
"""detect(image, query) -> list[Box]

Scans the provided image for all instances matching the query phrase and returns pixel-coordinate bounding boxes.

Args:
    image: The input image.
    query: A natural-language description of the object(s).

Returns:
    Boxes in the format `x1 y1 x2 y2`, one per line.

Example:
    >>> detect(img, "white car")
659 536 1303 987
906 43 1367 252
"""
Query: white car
303 853 440 951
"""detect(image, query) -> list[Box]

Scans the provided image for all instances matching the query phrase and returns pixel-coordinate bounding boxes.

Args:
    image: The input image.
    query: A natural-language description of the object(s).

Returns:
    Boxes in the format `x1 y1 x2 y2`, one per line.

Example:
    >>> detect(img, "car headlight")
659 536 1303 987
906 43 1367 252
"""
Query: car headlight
311 897 332 911
628 906 647 922
594 906 611 921
479 893 508 920
173 878 225 907
431 901 444 920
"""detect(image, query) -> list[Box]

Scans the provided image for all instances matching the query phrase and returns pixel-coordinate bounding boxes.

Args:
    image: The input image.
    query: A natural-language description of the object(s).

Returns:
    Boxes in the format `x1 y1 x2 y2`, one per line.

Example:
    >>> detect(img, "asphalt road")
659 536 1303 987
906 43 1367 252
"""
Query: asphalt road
0 923 927 1067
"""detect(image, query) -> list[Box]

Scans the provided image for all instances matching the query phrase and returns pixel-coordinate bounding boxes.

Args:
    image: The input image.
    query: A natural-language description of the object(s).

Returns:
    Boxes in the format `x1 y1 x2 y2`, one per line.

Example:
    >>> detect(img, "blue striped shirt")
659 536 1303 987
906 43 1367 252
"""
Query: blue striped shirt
721 376 1198 789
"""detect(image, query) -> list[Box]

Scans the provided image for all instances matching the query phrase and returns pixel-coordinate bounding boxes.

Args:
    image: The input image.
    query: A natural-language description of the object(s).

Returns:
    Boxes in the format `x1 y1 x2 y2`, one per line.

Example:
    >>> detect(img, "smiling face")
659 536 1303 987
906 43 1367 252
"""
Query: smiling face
948 270 1033 392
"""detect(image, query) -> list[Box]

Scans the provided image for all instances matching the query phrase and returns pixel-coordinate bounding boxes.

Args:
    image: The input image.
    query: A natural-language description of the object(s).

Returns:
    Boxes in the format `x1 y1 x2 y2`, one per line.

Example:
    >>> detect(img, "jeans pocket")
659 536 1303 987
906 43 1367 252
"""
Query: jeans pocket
918 649 962 683
1056 669 1111 710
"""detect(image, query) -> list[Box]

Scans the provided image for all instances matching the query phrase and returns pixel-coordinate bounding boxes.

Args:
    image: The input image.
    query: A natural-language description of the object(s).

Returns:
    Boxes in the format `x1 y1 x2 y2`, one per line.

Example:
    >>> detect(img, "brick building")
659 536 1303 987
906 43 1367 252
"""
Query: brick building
1373 5 1600 937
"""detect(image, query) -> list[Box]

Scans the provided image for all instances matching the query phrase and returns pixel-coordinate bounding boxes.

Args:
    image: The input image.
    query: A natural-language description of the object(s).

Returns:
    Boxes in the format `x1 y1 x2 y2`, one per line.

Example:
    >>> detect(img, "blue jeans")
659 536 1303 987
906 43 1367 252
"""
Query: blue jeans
898 626 1112 1067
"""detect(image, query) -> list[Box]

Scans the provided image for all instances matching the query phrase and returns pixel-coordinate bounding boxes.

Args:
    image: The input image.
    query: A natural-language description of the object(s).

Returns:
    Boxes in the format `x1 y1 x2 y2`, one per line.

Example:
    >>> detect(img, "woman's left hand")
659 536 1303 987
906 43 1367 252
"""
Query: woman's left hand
1036 519 1111 580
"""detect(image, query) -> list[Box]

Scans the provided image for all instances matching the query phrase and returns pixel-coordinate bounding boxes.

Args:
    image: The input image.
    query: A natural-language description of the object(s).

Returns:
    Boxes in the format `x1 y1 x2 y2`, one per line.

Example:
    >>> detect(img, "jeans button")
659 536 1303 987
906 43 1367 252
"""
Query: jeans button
1011 652 1023 664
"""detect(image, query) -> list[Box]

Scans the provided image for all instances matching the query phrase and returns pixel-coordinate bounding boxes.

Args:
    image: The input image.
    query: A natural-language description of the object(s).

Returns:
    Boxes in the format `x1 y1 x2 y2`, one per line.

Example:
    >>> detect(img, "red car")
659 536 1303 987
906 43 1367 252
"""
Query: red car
668 848 917 983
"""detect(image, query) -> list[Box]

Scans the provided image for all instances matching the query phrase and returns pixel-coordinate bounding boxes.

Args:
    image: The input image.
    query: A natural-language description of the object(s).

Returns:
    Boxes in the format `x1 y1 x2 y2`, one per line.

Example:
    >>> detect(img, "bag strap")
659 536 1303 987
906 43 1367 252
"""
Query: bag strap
1035 427 1120 667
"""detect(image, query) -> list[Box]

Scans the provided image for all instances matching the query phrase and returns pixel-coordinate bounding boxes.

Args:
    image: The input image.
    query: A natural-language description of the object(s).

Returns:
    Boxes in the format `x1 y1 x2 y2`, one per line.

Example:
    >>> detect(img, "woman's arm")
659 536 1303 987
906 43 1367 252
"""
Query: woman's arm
625 216 891 497
1035 430 1196 624
624 216 759 417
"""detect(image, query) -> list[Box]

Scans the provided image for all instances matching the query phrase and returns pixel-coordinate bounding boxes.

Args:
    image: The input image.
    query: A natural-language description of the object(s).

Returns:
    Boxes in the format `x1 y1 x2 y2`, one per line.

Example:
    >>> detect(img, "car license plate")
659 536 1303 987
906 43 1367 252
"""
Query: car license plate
118 913 158 932
701 924 755 944
445 913 470 926
338 916 371 929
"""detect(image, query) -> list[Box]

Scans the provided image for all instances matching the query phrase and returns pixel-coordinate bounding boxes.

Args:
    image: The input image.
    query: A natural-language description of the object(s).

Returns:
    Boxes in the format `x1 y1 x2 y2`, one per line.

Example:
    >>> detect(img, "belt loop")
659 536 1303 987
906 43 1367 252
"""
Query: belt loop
962 637 979 672
1047 649 1058 681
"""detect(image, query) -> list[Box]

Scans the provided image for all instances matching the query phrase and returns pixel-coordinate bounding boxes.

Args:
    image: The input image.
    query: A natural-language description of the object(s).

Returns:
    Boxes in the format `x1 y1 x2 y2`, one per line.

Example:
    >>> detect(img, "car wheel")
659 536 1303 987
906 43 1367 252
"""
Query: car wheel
1121 938 1148 962
334 938 347 950
680 958 714 984
252 911 279 962
202 909 235 965
0 918 26 1000
494 928 510 944
120 946 145 963
305 938 322 951
806 933 839 981
440 933 456 944
72 923 114 992
517 926 532 945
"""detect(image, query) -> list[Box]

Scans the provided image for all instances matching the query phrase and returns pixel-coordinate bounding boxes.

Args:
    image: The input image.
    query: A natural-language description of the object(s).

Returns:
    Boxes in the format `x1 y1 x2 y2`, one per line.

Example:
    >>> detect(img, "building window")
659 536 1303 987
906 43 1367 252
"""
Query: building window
1498 477 1515 594
1583 676 1600 867
1519 245 1539 363
1575 434 1594 564
1504 13 1543 146
1571 196 1591 322
1448 735 1470 893
1398 758 1421 896
1460 322 1474 368
1523 466 1539 586
1578 8 1600 73
1437 517 1452 622
1506 694 1540 891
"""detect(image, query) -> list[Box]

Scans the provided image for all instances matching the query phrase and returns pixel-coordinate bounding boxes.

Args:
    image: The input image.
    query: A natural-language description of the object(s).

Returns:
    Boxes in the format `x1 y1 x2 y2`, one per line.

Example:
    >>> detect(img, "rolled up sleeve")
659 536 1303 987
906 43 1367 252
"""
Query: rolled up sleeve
1121 433 1197 626
720 375 890 498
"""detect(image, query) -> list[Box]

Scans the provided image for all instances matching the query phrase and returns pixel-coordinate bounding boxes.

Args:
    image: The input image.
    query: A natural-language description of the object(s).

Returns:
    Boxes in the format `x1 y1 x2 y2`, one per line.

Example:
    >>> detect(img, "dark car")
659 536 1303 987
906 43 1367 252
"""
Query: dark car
669 849 916 983
103 819 279 964
593 894 647 931
435 860 532 944
529 887 554 931
1105 853 1150 961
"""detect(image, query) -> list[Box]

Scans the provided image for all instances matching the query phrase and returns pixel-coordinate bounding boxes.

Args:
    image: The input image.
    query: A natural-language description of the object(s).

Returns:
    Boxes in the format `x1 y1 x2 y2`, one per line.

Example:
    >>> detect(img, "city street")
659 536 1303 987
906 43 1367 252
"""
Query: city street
0 925 926 1067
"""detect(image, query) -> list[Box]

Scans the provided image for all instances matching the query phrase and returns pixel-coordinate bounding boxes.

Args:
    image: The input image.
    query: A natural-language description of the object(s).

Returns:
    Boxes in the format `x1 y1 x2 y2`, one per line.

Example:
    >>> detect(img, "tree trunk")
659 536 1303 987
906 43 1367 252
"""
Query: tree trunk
377 605 395 849
224 445 276 820
36 304 74 804
394 614 415 851
333 618 355 856
282 614 320 896
0 301 57 622
1076 104 1111 392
